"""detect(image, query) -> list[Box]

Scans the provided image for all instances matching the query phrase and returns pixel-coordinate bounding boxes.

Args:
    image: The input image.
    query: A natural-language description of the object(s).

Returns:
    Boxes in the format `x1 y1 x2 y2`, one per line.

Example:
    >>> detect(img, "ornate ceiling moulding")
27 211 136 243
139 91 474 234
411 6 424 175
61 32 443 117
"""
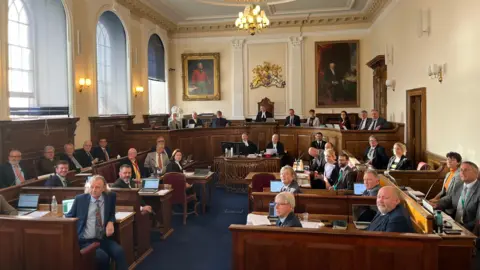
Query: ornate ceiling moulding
116 0 176 31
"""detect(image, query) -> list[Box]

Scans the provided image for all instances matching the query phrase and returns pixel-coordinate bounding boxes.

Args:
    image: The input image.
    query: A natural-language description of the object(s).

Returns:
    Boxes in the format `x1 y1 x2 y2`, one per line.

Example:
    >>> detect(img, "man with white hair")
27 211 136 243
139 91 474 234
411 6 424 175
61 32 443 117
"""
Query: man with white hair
266 134 285 155
366 186 414 232
37 145 57 175
188 111 203 127
275 192 302 228
168 113 182 130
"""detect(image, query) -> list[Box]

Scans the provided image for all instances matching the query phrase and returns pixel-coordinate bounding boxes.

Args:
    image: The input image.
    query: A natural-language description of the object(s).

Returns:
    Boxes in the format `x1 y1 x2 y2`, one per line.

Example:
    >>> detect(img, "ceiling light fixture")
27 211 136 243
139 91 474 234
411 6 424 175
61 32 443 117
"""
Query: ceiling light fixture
235 5 269 36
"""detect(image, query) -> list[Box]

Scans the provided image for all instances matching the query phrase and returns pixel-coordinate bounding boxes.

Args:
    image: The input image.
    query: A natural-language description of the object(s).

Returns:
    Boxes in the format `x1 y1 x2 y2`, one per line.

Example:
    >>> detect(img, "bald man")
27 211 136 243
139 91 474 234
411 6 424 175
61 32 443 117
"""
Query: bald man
119 148 145 181
266 134 285 155
76 140 98 167
366 186 414 233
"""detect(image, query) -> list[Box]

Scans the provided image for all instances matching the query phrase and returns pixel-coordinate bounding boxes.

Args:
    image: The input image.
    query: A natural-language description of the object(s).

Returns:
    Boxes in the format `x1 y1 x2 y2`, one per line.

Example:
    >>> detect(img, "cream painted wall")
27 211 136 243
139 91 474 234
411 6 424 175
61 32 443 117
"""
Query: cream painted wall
169 39 232 117
246 42 288 116
368 0 480 162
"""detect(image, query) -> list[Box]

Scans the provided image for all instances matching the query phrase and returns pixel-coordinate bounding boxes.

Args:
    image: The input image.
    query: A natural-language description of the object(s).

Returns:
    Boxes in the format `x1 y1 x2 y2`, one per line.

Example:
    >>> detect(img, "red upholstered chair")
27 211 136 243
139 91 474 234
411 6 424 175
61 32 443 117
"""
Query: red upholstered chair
163 172 199 225
251 173 276 192
417 162 431 171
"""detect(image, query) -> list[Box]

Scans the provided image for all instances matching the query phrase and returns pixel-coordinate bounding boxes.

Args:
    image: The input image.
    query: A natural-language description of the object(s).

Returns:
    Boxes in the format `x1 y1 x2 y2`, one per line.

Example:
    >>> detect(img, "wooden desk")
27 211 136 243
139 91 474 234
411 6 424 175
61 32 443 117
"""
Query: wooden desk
185 171 214 214
141 189 174 240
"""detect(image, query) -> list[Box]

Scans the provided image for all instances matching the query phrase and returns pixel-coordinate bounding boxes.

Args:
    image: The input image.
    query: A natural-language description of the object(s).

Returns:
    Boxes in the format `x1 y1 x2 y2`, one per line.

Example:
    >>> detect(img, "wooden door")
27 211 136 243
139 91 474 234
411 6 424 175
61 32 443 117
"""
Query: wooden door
406 88 427 165
367 55 388 117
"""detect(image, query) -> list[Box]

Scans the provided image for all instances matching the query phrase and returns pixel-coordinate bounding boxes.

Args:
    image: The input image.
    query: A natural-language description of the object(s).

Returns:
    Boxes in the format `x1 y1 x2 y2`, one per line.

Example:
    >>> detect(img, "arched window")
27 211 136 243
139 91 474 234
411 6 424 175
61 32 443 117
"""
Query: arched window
148 34 167 114
7 0 69 117
96 11 128 115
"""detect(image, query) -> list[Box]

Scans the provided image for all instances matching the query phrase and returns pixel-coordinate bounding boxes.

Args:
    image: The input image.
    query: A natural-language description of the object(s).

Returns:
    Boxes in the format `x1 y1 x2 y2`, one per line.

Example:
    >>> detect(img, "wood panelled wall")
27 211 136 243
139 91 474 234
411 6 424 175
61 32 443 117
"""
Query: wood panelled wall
89 116 134 157
0 118 79 162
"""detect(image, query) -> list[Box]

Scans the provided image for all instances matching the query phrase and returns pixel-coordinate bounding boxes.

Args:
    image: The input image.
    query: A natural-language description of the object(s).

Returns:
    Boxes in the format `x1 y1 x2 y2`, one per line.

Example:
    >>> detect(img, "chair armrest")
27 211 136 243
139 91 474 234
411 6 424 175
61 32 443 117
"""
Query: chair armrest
80 242 100 270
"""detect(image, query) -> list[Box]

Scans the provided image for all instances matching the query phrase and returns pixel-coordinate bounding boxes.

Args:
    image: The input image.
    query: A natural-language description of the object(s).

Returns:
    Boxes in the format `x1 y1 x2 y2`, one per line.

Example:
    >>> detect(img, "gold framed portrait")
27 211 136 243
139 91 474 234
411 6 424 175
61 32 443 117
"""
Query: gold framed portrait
182 53 221 101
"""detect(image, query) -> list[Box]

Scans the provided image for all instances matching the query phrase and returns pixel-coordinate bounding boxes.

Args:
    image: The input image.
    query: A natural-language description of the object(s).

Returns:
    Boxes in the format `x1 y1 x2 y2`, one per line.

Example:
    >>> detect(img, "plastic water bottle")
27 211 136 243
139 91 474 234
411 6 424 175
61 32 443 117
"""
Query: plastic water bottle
51 196 58 214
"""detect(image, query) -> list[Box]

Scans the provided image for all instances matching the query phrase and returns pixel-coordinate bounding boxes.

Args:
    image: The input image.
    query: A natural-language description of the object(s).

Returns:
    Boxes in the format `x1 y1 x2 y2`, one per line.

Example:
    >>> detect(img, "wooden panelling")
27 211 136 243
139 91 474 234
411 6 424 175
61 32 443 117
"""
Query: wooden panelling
89 115 135 156
0 118 79 163
426 151 445 170
142 114 170 127
316 113 359 126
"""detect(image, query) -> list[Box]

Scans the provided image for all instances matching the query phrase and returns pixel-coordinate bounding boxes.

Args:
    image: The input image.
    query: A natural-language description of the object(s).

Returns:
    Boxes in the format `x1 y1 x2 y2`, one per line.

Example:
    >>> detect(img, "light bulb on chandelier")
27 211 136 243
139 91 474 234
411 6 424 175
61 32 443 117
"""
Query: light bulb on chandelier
234 4 269 36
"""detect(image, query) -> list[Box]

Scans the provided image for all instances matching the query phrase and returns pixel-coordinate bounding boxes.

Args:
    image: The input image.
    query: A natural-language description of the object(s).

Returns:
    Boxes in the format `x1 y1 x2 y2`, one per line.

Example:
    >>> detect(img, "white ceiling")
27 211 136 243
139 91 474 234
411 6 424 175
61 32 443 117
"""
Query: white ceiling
144 0 371 25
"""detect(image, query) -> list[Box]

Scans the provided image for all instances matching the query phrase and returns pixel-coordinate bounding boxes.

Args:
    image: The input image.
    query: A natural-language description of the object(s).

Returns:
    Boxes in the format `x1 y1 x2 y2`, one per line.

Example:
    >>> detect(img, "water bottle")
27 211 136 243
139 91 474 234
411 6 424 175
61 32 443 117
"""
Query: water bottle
225 147 228 157
51 196 58 214
435 210 443 233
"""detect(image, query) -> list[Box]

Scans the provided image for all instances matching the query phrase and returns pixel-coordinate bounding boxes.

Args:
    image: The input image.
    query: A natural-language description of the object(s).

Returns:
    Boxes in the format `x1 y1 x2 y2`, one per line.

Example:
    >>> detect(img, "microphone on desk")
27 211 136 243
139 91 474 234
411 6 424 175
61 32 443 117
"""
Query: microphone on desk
424 177 442 200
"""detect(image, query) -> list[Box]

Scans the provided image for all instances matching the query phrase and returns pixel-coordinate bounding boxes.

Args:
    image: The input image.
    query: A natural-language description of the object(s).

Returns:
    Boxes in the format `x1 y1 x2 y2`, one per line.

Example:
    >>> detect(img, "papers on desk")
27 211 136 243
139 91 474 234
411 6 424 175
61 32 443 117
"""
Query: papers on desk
156 189 170 196
301 221 325 229
75 173 92 176
115 212 133 220
247 154 258 158
300 184 311 188
184 172 194 177
26 211 50 218
246 214 271 226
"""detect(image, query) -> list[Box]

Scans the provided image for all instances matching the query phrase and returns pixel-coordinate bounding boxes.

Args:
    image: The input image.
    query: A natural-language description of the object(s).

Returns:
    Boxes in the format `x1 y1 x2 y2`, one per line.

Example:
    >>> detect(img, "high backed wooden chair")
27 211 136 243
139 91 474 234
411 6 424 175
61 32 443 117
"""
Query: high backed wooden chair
163 172 199 225
251 173 276 192
257 97 275 117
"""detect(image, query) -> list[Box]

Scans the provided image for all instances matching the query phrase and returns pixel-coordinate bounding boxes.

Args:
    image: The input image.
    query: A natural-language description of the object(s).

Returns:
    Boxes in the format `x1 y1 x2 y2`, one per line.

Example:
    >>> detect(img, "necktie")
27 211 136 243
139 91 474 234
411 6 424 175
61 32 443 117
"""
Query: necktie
95 200 104 239
14 165 25 184
317 141 320 148
360 119 365 129
309 118 314 126
290 117 293 125
71 156 82 169
87 151 93 160
158 153 163 168
455 186 469 223
369 120 377 130
103 148 109 161
132 160 141 180
333 169 343 190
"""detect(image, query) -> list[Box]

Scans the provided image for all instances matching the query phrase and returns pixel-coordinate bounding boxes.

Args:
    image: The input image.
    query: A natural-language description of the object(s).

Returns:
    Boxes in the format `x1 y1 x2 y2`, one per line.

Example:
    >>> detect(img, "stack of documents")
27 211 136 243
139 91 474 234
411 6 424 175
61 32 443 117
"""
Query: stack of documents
301 221 325 229
246 214 271 226
156 189 170 195
26 211 49 218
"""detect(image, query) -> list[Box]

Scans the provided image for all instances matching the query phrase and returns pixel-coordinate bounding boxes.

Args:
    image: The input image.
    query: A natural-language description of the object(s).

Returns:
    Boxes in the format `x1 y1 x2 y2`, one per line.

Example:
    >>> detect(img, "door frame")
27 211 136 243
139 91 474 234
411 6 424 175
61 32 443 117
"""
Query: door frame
406 87 427 163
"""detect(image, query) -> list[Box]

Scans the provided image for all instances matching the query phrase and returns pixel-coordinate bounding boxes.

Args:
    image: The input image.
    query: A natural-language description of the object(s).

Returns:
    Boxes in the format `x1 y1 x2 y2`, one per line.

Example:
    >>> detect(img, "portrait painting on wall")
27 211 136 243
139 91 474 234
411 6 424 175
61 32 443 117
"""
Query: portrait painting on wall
182 53 220 101
315 40 359 107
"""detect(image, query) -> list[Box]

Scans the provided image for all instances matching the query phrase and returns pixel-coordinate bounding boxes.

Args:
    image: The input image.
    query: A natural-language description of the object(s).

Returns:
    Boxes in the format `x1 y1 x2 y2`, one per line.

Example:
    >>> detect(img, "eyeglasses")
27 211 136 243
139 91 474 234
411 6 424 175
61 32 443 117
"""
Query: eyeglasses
274 202 290 206
9 155 21 158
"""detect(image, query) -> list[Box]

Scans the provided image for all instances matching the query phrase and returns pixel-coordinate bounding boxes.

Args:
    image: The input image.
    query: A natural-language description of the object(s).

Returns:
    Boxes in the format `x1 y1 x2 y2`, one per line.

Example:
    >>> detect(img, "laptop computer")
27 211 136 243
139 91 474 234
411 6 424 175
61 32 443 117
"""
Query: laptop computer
270 180 283 193
17 194 40 216
193 169 210 177
352 204 378 229
353 183 367 195
139 179 159 193
62 199 75 214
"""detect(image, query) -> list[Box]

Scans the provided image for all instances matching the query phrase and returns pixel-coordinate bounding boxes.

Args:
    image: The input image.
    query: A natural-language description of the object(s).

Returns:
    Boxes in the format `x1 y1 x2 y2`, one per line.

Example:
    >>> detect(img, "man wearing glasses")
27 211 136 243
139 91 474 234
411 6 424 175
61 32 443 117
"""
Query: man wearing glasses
0 149 32 188
150 136 172 158
275 192 302 228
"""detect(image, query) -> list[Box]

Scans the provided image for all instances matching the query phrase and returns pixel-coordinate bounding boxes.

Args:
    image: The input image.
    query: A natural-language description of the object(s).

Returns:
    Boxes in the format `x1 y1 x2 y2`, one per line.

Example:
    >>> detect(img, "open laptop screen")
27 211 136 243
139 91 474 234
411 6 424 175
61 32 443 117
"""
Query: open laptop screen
354 183 367 195
143 179 159 189
18 194 39 209
270 180 283 192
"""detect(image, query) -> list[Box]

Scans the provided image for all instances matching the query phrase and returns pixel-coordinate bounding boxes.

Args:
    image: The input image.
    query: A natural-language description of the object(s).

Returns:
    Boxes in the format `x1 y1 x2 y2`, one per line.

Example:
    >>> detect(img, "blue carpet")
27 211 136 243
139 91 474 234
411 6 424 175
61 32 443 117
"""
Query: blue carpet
136 187 247 270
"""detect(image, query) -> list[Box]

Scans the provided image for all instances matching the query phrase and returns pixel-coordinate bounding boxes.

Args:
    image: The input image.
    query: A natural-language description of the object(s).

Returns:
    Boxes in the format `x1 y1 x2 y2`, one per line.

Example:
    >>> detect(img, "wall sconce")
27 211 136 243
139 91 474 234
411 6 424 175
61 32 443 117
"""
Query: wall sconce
428 64 444 83
386 79 396 91
78 78 91 92
134 86 144 97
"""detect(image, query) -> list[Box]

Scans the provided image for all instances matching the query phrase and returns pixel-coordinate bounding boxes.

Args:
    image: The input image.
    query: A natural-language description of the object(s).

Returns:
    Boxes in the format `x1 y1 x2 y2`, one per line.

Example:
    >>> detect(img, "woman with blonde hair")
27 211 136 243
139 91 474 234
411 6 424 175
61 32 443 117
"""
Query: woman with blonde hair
387 142 413 170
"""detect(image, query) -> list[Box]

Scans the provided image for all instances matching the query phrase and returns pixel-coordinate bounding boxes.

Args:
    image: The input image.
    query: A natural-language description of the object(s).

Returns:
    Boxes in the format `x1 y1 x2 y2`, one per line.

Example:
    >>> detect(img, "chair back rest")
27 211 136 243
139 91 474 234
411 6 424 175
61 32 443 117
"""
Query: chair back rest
93 163 117 183
163 172 187 204
251 173 276 192
417 162 431 171
257 97 274 117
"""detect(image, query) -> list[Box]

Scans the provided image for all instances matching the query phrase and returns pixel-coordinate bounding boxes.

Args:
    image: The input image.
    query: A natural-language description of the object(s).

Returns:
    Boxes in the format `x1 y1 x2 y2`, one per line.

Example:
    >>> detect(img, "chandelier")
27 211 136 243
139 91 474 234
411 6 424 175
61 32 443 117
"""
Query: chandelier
235 5 270 36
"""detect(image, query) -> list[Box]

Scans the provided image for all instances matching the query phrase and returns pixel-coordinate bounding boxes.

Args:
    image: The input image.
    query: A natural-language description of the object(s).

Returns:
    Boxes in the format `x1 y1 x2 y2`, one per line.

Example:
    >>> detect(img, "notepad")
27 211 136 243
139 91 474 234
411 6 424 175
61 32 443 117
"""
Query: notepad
247 214 271 226
26 211 49 218
156 189 170 196
115 212 133 220
301 221 324 229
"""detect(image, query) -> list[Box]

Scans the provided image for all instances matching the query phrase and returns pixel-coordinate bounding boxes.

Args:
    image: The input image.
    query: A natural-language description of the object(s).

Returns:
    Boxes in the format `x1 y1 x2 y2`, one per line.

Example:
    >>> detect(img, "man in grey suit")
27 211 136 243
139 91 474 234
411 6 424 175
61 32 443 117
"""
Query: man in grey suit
144 143 170 175
168 113 182 130
368 109 388 130
363 169 381 196
435 161 480 232
430 152 462 203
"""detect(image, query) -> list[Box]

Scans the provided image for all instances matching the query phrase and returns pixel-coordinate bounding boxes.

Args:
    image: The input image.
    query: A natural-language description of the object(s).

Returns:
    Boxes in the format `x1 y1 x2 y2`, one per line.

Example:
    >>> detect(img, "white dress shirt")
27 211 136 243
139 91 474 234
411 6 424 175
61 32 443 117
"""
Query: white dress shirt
243 140 249 147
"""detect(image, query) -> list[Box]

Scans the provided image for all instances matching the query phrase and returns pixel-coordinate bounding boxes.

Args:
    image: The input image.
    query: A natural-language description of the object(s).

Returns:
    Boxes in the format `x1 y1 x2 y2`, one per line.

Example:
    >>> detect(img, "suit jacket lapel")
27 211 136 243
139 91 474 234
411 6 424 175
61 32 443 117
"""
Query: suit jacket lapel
465 181 479 207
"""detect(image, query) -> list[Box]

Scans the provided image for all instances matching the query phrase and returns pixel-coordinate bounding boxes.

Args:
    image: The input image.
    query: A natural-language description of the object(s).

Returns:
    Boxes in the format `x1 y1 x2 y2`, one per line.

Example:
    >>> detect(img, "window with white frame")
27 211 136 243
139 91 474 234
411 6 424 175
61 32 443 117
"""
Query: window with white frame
148 34 168 114
96 11 128 115
7 0 69 117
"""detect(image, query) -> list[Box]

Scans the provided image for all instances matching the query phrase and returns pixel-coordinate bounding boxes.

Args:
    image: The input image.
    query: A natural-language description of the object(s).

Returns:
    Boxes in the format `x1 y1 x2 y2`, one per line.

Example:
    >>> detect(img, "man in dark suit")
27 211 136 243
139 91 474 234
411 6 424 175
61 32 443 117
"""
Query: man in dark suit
324 62 343 101
211 110 230 128
310 132 326 150
0 149 32 188
308 147 326 173
59 143 83 171
255 105 273 122
284 109 300 127
434 161 480 232
368 109 388 130
356 110 371 130
76 140 98 168
332 154 355 190
37 145 57 175
367 186 414 233
65 175 128 270
266 134 285 155
119 148 144 181
275 192 302 228
364 135 389 169
149 136 172 158
363 169 381 196
188 112 203 127
240 133 257 155
45 160 71 187
112 164 152 214
92 138 111 162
